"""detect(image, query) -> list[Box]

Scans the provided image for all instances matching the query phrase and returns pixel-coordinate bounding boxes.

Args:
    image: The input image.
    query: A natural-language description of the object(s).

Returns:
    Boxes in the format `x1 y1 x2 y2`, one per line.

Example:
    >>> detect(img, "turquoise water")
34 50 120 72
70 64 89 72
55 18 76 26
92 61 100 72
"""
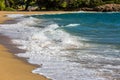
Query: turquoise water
33 13 120 44
33 13 120 57
1 13 120 80
29 13 120 79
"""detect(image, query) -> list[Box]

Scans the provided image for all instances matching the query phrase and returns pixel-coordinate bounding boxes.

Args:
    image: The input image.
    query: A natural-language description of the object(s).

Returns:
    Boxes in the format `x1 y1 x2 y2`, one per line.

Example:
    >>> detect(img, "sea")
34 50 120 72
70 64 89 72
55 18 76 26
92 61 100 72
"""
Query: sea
0 12 120 80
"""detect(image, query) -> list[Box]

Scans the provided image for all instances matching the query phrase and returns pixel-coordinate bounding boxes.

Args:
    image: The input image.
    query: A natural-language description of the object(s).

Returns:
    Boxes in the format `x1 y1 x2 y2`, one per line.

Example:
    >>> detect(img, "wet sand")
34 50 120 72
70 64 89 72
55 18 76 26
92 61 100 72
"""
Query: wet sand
0 45 48 80
0 11 73 23
0 11 74 80
0 11 62 80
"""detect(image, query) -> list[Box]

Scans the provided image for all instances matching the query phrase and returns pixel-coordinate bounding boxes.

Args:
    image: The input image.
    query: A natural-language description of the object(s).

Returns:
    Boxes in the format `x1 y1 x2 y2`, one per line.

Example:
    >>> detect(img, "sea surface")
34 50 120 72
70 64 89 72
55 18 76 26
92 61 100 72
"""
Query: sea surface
0 12 120 80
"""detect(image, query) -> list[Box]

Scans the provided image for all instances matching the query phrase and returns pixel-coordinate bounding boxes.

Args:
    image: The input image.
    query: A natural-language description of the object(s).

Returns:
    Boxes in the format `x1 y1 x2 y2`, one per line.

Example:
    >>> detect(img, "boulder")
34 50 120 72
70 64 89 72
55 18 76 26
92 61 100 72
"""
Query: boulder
94 4 120 12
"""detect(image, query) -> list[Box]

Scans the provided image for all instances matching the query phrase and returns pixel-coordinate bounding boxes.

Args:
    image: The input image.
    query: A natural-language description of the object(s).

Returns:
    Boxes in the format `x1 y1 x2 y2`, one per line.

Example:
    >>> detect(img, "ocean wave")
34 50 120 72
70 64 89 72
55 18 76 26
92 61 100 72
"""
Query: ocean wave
65 24 80 27
0 15 104 80
7 14 25 18
1 14 120 80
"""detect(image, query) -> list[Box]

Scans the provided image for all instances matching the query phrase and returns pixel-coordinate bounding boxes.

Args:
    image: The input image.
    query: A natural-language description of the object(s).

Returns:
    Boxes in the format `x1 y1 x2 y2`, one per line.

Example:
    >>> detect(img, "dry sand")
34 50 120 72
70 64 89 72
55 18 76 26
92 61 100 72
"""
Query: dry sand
0 13 11 24
0 11 73 23
0 45 47 80
0 11 73 80
0 11 72 15
0 11 71 80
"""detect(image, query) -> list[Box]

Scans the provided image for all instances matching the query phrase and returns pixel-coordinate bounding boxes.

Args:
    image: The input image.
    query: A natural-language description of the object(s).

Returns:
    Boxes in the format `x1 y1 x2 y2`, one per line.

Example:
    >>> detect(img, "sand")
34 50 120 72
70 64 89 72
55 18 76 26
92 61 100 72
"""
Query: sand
0 13 11 24
0 11 73 23
0 11 73 24
0 11 71 80
0 45 47 80
0 11 72 14
0 11 73 80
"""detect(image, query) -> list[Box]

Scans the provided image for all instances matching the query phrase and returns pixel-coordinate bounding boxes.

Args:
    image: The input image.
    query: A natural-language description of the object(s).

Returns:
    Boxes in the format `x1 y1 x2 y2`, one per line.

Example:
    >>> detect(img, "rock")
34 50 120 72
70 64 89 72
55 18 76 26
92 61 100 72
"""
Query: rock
94 4 120 12
80 7 94 11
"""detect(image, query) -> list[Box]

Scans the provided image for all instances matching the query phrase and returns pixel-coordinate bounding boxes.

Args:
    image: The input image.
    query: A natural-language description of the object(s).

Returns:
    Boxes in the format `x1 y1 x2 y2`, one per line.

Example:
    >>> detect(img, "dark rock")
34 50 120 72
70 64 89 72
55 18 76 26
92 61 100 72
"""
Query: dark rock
94 4 120 12
80 7 94 11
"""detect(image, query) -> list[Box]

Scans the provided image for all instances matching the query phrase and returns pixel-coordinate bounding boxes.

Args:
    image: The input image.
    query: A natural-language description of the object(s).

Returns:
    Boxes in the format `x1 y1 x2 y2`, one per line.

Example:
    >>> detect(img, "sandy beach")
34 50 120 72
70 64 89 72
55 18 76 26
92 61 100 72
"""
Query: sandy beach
0 11 71 80
0 44 47 80
0 11 73 23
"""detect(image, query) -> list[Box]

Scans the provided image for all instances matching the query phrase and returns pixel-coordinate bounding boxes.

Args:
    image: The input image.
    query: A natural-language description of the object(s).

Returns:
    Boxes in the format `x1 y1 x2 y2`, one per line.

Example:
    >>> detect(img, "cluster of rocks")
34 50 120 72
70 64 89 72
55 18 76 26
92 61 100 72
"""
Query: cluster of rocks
94 4 120 12
80 4 120 12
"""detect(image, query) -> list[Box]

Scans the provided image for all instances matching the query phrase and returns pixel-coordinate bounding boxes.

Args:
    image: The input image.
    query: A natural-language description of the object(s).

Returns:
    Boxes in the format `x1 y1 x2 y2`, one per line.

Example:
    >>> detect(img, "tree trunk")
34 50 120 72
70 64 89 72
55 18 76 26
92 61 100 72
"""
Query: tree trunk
5 0 10 7
25 0 32 10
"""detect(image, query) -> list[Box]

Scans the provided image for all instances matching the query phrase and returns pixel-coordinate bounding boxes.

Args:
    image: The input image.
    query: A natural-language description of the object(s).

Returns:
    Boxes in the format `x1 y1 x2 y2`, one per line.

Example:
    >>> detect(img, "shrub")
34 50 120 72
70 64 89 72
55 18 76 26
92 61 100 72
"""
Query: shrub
60 1 67 8
4 7 15 11
105 1 115 4
0 0 5 10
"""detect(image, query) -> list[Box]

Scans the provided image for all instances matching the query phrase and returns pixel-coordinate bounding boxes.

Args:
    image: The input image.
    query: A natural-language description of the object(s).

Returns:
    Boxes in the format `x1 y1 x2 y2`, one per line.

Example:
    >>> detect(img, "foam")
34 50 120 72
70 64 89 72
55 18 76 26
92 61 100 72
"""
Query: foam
7 14 25 18
0 14 118 80
66 24 80 27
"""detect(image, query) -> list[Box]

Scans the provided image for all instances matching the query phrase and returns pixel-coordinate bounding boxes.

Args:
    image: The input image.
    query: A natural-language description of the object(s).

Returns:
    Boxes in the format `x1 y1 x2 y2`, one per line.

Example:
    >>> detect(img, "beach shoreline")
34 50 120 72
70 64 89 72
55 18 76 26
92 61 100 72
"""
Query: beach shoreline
0 11 98 80
1 11 119 80
0 11 69 80
0 11 106 80
0 34 48 80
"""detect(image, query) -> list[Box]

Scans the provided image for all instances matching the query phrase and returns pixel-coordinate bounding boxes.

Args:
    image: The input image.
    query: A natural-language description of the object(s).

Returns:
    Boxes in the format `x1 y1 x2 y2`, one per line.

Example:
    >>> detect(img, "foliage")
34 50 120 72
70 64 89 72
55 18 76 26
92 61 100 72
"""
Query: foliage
4 7 15 11
60 1 67 8
89 0 103 7
0 0 120 11
0 0 5 10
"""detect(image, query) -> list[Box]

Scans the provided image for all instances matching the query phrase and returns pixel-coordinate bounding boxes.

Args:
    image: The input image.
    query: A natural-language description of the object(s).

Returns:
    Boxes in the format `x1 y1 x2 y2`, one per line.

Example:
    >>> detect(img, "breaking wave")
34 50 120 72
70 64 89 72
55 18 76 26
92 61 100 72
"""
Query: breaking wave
0 13 120 80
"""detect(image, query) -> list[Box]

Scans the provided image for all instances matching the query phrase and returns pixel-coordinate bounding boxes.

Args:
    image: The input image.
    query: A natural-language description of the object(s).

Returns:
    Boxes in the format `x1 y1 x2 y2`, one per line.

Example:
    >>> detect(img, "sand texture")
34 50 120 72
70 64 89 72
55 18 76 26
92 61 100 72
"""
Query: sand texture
0 11 52 80
0 44 48 80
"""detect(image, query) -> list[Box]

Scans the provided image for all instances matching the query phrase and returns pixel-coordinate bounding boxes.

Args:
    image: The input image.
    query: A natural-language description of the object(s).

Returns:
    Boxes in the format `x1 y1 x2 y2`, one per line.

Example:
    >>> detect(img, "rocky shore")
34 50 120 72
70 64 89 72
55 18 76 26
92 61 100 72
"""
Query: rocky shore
80 4 120 12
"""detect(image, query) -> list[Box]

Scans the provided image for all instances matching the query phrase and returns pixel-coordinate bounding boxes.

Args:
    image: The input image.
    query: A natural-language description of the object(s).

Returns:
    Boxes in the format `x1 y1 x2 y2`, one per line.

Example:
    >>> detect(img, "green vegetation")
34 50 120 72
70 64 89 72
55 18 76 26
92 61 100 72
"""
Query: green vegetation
0 0 120 11
0 0 5 10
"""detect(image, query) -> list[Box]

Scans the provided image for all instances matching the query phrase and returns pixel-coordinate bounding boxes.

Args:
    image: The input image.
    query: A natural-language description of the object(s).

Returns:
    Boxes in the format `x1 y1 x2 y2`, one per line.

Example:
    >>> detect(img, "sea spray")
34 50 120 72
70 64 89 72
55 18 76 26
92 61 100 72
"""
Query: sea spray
0 13 120 80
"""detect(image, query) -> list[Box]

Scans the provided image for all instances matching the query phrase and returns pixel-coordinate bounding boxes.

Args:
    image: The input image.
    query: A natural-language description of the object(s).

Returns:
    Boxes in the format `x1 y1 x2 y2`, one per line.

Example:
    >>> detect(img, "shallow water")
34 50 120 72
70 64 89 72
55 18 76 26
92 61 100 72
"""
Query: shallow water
0 12 120 80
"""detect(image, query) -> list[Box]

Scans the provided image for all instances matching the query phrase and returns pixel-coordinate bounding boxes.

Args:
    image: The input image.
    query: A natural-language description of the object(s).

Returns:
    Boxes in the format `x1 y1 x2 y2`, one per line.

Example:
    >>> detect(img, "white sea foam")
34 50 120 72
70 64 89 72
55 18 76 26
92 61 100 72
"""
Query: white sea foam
66 24 80 27
7 14 25 18
0 15 117 80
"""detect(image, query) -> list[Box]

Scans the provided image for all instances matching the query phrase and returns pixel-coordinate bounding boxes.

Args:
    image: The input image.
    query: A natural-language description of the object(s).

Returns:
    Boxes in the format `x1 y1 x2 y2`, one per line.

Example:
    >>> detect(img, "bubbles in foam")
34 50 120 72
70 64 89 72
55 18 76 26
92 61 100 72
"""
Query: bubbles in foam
0 15 109 80
7 14 24 18
65 24 80 27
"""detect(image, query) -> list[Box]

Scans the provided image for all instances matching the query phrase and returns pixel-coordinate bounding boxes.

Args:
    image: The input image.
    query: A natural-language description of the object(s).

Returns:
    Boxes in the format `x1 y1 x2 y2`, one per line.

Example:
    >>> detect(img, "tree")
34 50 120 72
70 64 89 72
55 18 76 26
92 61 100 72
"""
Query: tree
25 0 32 10
89 0 103 7
5 0 10 7
0 0 120 11
0 0 5 10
